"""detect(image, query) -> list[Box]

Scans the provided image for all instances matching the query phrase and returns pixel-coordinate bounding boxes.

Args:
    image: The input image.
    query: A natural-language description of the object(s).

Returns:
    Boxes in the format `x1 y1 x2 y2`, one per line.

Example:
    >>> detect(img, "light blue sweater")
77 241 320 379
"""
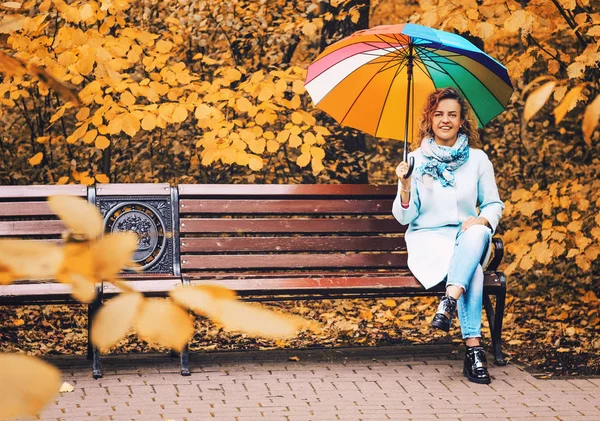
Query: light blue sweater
392 147 504 288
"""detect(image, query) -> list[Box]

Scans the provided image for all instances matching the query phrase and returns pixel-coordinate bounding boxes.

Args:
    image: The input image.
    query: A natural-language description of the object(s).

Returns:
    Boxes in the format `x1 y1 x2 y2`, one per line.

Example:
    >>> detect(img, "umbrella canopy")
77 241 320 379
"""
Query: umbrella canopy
305 23 514 144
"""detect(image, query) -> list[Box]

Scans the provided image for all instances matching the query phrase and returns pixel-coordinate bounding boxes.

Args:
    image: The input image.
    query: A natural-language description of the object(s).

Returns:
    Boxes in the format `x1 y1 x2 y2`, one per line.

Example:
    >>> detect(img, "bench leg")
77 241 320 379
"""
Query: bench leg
483 290 507 366
180 345 191 376
88 292 103 378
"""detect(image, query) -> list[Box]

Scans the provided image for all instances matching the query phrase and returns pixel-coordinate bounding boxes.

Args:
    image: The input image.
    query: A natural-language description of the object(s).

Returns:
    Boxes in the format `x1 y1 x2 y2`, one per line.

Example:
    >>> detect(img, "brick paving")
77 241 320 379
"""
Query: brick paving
21 346 600 421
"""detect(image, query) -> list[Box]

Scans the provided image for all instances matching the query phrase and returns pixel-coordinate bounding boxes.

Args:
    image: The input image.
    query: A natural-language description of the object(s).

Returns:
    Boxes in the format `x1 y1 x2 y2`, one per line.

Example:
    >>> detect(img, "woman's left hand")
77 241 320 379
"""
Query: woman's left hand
461 216 490 232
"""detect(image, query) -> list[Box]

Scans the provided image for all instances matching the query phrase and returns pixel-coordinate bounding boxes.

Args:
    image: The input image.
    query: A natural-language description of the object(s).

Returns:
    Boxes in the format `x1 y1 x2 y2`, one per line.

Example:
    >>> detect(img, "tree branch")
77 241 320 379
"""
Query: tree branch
550 0 588 49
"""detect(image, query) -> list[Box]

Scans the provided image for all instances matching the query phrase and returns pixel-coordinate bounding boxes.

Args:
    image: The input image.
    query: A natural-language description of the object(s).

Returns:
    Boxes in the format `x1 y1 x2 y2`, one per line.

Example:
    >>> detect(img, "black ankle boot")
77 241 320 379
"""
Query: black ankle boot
463 346 491 384
431 295 457 332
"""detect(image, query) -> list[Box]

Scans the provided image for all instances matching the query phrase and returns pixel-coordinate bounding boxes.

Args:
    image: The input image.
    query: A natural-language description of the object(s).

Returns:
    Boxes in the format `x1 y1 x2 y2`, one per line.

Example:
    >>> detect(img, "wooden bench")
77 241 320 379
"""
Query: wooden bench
0 184 188 378
1 183 507 378
177 184 507 365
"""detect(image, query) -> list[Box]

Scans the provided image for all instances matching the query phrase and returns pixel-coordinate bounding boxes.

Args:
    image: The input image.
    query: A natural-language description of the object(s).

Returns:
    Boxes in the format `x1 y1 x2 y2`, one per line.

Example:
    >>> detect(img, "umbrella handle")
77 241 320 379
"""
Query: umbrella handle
403 156 414 179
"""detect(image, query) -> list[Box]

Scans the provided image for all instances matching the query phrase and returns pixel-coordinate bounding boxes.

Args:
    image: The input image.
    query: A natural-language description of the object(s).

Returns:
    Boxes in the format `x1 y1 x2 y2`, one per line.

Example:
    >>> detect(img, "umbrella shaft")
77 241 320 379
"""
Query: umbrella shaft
403 45 413 162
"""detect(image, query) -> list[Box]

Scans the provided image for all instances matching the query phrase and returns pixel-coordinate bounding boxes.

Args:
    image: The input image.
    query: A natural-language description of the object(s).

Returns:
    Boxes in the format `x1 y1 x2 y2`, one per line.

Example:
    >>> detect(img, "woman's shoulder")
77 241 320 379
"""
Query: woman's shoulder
469 148 491 163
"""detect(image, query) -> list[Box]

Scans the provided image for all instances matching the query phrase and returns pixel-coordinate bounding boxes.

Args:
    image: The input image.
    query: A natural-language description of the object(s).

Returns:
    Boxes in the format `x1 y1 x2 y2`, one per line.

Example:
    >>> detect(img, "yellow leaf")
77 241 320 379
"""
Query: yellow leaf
532 241 552 265
292 81 304 95
289 356 300 361
120 91 136 107
59 382 74 393
122 114 140 137
277 130 290 143
519 253 534 270
258 86 273 102
524 81 556 122
302 21 317 37
382 298 397 308
0 354 61 420
236 97 252 112
554 85 584 124
48 195 103 239
0 2 23 10
172 105 188 123
248 155 263 171
195 104 211 119
36 136 50 144
141 113 156 131
92 291 144 351
82 129 97 144
95 174 109 183
310 146 325 160
576 254 591 271
291 111 303 125
582 94 600 146
567 220 582 232
289 134 302 148
29 152 43 166
314 126 331 136
57 176 69 185
135 299 193 352
297 153 310 168
92 232 138 279
155 40 173 54
225 68 241 81
76 107 90 121
567 62 585 79
266 140 279 152
95 136 110 150
0 13 26 34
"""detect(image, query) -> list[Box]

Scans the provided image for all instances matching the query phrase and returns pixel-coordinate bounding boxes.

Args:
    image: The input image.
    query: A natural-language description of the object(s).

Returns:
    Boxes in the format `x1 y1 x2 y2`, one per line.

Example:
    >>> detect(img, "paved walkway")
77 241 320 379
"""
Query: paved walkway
26 346 600 421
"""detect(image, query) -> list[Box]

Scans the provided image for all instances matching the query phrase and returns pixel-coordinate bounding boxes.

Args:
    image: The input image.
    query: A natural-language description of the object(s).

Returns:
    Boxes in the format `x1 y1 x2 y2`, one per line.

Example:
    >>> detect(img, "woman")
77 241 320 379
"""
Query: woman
392 87 504 385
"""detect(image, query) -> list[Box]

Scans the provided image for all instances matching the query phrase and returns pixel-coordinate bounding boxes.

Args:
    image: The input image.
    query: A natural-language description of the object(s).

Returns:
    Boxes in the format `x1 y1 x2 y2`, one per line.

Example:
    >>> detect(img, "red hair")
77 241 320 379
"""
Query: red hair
415 87 481 150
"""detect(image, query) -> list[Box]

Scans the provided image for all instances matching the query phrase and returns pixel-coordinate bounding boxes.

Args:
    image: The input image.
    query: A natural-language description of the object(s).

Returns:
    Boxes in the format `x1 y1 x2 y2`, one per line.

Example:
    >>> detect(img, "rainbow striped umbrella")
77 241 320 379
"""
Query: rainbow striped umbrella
305 23 513 177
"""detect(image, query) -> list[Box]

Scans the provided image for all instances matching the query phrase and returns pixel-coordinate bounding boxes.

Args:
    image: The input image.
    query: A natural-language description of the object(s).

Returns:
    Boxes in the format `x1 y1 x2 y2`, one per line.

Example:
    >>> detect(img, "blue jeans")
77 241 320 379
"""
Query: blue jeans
445 224 492 339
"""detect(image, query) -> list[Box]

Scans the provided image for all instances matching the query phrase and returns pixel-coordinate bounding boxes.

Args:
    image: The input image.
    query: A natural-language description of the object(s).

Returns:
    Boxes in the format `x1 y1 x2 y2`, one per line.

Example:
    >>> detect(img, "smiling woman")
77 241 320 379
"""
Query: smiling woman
393 87 504 385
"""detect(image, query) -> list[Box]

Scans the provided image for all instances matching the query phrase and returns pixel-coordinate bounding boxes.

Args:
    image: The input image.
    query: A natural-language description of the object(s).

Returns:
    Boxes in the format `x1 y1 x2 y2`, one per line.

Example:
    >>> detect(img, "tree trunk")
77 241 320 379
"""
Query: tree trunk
319 0 371 183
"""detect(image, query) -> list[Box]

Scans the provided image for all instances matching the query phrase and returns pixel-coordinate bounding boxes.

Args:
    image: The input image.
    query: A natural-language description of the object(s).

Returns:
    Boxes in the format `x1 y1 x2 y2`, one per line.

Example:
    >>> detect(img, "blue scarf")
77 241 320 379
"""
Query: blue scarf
414 134 470 188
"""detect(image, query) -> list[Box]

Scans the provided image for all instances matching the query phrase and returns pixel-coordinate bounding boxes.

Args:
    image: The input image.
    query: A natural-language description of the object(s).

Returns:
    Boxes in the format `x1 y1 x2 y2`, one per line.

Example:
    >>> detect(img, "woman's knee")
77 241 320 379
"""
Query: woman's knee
463 224 491 242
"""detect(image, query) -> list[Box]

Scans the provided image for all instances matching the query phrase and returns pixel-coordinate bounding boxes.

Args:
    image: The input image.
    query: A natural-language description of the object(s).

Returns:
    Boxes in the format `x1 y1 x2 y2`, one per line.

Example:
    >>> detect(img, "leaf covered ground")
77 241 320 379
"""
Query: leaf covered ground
1 275 598 377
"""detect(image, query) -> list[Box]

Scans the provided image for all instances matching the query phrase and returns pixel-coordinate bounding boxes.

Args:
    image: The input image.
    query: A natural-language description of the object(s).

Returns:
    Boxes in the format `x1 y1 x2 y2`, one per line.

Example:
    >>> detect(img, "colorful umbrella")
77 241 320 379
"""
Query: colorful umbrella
305 23 514 177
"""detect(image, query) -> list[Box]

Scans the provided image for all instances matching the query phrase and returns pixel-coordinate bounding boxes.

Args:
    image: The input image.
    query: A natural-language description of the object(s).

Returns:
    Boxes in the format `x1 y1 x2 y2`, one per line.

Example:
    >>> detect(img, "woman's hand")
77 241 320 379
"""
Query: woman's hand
395 161 412 189
461 216 490 232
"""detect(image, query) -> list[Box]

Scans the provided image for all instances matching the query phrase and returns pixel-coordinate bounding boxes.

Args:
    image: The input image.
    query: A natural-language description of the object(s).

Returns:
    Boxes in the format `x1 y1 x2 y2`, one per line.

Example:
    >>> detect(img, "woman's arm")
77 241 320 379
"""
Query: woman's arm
477 157 504 234
392 177 420 226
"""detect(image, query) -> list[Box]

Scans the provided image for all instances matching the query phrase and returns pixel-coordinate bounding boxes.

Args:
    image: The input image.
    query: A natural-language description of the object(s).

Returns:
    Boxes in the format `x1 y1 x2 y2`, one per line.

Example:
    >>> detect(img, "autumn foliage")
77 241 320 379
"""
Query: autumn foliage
0 1 600 416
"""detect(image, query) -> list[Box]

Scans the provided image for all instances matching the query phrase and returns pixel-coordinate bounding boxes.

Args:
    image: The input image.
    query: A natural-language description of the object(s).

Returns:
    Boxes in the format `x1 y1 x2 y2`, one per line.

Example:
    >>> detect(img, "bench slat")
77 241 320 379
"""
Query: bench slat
181 253 407 270
0 282 75 304
0 202 54 217
180 236 405 252
0 220 65 236
180 199 393 215
96 183 171 196
0 185 87 198
187 273 503 294
178 184 397 197
180 218 404 234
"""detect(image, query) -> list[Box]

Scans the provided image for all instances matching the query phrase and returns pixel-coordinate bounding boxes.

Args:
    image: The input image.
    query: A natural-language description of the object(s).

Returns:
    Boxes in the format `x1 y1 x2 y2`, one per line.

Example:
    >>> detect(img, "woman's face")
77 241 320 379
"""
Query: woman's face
431 98 463 146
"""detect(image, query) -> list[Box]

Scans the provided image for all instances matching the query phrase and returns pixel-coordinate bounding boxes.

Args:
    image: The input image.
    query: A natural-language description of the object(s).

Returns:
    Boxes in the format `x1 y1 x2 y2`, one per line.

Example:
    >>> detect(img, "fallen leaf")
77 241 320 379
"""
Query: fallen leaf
59 382 74 393
289 356 300 361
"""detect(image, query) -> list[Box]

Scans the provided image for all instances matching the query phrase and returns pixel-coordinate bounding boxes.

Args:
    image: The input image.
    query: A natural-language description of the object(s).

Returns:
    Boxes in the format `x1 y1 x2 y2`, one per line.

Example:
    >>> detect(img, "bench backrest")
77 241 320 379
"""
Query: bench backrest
0 185 88 240
177 184 407 276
